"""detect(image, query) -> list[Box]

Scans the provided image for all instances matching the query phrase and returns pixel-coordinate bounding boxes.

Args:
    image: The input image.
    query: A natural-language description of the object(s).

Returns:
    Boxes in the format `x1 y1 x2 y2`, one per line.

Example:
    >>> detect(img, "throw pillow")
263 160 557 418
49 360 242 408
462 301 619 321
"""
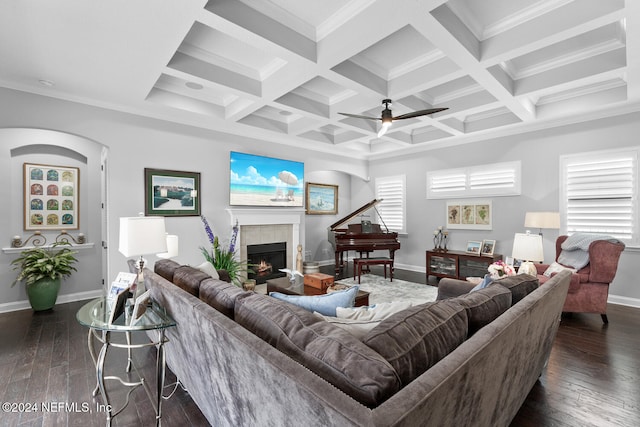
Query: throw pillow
362 299 468 386
543 261 576 277
314 313 382 340
470 273 494 292
196 261 220 280
270 285 359 316
335 301 416 321
235 293 401 407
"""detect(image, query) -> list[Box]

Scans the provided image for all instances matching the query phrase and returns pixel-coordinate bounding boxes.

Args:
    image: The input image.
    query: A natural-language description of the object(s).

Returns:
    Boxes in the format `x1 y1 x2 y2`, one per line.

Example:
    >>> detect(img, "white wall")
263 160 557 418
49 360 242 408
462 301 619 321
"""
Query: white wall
0 88 367 309
367 112 640 304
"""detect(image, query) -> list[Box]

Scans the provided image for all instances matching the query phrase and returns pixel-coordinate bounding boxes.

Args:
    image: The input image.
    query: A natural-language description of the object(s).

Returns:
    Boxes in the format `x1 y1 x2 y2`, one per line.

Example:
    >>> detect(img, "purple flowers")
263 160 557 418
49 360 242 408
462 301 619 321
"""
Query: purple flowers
201 215 215 246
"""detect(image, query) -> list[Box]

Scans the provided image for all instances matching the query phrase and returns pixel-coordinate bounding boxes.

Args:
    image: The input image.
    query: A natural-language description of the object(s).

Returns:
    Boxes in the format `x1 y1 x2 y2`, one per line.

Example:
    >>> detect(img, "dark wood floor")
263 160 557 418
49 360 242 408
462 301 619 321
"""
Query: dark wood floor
1 298 638 426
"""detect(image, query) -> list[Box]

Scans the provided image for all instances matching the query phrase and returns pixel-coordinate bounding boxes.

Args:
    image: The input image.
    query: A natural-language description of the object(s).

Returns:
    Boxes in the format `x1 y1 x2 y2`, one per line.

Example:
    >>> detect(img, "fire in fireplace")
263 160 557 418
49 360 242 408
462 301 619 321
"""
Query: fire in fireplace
247 242 287 284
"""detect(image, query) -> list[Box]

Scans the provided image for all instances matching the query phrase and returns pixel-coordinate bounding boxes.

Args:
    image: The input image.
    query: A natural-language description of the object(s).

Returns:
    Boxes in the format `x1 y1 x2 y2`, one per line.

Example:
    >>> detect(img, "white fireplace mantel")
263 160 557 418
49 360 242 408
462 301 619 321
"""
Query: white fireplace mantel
226 208 304 270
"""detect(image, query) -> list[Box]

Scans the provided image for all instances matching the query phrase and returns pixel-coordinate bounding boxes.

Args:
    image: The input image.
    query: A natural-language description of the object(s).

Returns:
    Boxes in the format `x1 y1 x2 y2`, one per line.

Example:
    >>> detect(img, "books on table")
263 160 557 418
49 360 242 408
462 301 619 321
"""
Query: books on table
107 272 137 324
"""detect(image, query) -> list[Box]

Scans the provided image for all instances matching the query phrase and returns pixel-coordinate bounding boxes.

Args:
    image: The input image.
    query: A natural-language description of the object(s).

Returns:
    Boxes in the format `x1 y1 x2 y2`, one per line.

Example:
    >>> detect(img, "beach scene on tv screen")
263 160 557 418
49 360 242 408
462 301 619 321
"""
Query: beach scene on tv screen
230 152 304 207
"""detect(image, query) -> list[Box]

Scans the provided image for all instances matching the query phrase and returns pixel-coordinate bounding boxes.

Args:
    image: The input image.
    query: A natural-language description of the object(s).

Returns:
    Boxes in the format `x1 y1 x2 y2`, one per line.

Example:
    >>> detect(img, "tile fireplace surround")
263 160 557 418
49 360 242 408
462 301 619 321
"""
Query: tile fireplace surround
226 208 303 274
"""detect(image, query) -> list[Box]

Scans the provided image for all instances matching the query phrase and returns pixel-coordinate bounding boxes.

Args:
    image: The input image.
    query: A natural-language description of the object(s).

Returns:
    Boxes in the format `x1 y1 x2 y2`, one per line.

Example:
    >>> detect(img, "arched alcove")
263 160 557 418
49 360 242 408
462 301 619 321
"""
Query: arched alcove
1 128 107 311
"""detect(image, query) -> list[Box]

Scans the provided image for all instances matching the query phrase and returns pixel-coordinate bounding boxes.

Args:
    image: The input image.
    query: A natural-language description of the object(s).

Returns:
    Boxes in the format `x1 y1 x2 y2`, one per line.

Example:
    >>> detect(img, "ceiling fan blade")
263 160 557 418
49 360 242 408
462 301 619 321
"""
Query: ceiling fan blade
393 107 449 120
338 112 381 120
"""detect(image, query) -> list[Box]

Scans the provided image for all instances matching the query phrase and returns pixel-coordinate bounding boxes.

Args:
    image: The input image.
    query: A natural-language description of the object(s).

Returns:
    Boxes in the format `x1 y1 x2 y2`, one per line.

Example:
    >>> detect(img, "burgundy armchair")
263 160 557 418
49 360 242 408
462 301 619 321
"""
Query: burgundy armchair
535 235 624 323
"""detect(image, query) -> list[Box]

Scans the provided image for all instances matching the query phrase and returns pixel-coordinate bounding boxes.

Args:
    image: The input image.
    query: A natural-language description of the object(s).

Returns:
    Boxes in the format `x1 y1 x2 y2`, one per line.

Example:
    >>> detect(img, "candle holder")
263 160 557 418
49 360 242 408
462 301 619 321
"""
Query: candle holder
11 231 47 248
55 230 86 245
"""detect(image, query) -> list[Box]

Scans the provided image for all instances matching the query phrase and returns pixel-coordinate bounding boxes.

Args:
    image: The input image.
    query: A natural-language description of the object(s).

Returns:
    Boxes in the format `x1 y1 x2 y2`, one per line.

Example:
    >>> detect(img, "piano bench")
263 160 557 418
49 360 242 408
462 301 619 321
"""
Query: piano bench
353 257 393 284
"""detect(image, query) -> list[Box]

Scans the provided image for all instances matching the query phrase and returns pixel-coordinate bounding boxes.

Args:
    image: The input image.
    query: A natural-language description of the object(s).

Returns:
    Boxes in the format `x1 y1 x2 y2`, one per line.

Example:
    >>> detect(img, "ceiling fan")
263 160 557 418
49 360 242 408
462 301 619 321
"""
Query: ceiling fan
339 99 448 137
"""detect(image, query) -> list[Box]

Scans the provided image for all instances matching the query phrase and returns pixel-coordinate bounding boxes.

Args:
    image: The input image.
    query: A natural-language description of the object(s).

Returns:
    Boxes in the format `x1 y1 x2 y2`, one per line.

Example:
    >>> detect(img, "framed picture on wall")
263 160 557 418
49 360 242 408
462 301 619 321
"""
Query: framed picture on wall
23 163 80 230
446 200 492 230
306 182 338 215
144 168 201 216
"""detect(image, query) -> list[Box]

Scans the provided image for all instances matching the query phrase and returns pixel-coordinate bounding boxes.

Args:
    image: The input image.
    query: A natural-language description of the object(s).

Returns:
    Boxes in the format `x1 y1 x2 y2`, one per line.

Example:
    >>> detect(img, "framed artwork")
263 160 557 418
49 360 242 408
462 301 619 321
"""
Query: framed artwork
229 151 304 207
466 241 482 254
306 182 338 215
145 168 201 216
446 200 492 230
481 239 496 256
24 163 79 230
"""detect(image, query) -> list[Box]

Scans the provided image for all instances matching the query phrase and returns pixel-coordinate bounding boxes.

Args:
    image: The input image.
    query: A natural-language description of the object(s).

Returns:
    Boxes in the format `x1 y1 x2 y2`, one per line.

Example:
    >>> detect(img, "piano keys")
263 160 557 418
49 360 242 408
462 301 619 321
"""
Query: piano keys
328 199 401 277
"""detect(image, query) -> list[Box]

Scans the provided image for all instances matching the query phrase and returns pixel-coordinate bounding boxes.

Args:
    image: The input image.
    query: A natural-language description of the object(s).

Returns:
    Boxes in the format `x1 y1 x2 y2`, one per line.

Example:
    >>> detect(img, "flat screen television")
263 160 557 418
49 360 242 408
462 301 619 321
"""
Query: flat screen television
229 151 304 207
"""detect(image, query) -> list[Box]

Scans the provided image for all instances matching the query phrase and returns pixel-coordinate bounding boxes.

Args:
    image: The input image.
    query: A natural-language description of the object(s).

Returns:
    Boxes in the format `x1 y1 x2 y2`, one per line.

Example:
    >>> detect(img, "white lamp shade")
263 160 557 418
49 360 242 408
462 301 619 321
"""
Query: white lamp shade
524 212 560 229
512 233 544 262
119 216 167 257
157 234 179 259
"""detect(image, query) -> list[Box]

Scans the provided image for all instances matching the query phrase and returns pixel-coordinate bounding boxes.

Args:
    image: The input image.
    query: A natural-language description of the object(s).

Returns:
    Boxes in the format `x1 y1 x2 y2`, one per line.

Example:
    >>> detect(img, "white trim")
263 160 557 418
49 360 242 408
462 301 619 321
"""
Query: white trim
2 242 95 255
607 294 640 309
0 289 102 314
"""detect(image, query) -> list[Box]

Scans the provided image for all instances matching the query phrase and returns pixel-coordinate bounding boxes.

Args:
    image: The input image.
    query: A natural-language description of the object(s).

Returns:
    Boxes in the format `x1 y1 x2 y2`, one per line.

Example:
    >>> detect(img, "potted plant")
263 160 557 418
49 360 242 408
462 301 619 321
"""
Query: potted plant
11 242 78 311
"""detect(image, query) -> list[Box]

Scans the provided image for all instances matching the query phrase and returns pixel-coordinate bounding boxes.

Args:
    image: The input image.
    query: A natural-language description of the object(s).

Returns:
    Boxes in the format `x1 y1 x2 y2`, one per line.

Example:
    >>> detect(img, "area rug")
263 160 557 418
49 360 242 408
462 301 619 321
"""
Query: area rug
336 274 438 305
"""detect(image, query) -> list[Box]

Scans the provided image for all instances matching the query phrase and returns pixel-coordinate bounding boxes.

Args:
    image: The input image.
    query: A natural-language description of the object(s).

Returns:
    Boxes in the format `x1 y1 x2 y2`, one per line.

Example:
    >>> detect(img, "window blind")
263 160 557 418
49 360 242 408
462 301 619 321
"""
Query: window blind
375 175 405 233
563 151 637 243
427 161 521 199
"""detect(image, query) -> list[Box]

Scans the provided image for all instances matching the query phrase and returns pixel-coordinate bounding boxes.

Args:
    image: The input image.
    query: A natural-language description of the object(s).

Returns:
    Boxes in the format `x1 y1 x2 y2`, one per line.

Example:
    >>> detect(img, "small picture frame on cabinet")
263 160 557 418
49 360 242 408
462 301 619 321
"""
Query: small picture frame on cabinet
466 241 482 254
481 239 496 256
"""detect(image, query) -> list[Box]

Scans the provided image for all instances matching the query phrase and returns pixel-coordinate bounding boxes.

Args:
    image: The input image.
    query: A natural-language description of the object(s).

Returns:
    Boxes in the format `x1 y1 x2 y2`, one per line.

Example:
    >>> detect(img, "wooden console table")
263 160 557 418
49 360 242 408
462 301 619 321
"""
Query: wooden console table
426 250 502 282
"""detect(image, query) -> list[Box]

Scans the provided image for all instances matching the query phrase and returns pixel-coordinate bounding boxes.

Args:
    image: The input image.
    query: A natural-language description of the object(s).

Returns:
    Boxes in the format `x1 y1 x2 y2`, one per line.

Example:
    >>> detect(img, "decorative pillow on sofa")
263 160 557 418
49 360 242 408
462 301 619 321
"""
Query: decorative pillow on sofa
199 279 247 319
543 261 576 277
196 261 220 280
269 285 359 316
314 313 382 341
491 274 539 304
235 293 401 407
470 273 494 292
362 300 468 386
451 283 512 335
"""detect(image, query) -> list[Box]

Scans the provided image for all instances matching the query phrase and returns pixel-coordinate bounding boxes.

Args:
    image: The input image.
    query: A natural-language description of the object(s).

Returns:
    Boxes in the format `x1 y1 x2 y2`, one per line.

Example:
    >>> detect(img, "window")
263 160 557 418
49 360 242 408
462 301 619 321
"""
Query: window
560 148 638 246
375 175 406 234
427 161 521 199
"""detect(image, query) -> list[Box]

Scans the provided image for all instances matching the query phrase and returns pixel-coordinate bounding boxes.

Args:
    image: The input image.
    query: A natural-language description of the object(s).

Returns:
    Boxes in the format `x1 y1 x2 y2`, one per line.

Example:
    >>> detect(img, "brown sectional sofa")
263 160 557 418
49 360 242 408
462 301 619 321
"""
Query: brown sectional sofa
145 259 571 426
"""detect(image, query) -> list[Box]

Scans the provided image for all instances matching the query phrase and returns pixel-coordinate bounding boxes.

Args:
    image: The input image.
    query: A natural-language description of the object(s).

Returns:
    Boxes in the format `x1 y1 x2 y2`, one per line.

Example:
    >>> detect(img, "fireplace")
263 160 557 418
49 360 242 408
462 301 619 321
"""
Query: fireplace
247 242 287 284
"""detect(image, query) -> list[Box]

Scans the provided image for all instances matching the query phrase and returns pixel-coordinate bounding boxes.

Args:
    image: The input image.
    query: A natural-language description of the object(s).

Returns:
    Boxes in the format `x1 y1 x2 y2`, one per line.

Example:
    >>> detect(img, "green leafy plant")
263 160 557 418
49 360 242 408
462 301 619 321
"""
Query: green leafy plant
11 243 78 287
200 216 252 286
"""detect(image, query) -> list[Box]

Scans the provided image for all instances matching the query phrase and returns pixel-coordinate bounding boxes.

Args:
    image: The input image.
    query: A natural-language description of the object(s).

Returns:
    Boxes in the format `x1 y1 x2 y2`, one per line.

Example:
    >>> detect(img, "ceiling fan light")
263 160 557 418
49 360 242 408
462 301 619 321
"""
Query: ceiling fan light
377 121 392 137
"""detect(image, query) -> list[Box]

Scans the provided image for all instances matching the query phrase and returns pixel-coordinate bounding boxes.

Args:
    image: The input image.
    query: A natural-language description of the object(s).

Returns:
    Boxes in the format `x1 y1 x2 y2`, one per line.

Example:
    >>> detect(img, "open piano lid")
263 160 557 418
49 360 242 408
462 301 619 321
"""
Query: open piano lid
329 199 382 231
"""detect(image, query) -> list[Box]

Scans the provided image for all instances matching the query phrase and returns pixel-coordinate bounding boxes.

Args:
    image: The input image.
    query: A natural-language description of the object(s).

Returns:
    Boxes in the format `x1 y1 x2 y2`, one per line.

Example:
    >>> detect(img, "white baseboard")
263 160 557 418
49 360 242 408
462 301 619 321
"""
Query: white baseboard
0 289 103 314
608 294 640 309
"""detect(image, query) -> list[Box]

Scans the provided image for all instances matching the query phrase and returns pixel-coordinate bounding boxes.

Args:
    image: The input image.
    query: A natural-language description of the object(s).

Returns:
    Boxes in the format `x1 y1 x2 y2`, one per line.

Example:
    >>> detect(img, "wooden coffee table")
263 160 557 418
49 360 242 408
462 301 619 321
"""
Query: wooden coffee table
266 277 370 307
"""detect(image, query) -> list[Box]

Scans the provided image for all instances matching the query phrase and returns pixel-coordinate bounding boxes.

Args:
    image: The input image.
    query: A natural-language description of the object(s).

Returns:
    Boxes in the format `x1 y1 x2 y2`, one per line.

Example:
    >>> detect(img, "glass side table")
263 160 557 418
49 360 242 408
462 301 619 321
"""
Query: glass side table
76 297 176 426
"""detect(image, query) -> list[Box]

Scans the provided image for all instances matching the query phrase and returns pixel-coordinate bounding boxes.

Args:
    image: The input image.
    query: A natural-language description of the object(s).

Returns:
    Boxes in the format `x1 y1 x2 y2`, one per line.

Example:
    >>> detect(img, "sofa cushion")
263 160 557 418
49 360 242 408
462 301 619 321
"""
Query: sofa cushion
451 283 512 335
269 285 359 316
154 259 180 282
235 293 401 407
362 300 468 386
491 274 539 304
199 279 247 319
314 313 382 341
173 266 211 297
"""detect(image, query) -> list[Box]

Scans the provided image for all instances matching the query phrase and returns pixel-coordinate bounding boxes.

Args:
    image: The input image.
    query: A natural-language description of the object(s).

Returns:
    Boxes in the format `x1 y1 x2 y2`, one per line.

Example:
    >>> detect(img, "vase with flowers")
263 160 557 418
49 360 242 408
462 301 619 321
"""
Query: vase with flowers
200 216 252 286
487 260 515 279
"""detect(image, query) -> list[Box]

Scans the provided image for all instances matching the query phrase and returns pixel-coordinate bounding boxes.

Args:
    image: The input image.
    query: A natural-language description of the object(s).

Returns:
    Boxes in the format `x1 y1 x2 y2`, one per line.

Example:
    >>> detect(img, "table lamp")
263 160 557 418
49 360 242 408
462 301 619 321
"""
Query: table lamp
524 212 560 237
118 216 167 297
512 232 544 275
157 234 179 259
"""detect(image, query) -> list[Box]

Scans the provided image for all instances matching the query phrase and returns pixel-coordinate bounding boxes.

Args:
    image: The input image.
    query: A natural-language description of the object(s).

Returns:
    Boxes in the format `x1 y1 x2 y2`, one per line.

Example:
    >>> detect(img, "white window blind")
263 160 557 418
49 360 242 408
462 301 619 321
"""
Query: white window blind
561 149 637 245
427 161 521 199
375 175 406 233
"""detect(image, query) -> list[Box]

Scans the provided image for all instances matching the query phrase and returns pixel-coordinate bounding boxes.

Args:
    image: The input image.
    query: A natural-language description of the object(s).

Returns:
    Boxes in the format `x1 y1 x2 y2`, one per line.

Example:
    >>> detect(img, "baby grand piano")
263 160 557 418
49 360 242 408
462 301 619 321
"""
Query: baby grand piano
329 199 400 277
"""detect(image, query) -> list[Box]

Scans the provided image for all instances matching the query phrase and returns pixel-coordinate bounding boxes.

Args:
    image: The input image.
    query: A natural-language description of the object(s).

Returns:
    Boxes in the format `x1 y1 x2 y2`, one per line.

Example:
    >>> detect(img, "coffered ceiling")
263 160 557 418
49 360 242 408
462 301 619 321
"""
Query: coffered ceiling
1 0 639 159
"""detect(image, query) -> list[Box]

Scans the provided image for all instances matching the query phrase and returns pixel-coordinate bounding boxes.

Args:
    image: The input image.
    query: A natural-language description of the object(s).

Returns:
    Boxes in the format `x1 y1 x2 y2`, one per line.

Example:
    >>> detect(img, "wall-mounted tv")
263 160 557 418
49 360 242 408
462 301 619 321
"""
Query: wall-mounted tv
230 151 304 207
